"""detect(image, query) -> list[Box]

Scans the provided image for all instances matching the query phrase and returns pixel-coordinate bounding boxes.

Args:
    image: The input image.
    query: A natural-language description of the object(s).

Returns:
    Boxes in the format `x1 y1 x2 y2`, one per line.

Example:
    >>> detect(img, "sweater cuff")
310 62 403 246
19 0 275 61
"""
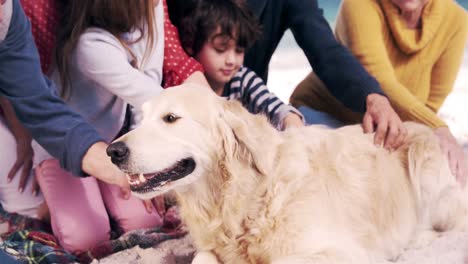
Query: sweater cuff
344 73 387 113
62 123 104 177
275 105 305 129
359 87 387 113
407 108 447 129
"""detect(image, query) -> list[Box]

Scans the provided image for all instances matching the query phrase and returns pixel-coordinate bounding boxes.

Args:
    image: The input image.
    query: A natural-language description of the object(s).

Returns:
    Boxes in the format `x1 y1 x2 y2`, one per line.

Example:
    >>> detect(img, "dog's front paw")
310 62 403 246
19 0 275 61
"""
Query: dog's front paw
192 251 219 264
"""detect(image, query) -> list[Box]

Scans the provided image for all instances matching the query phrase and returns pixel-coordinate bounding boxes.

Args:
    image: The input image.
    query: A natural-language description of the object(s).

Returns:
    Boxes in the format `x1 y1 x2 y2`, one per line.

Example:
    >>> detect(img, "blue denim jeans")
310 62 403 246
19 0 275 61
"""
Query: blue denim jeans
0 248 21 264
297 105 344 128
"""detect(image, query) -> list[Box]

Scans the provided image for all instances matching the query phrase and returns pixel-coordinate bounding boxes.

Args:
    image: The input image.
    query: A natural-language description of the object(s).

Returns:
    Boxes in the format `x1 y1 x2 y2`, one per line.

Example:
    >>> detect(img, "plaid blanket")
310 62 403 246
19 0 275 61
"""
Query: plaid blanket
0 205 185 264
1 230 76 263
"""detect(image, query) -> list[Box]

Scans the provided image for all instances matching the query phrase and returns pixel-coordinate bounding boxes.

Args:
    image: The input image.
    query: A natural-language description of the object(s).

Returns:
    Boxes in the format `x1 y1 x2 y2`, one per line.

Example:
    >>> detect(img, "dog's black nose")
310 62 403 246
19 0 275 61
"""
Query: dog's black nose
107 142 130 165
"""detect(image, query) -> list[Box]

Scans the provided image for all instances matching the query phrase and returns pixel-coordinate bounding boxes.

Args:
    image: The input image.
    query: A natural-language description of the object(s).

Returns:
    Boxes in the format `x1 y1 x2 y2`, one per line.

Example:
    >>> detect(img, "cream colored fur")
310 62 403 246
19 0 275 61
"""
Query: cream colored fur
114 84 468 264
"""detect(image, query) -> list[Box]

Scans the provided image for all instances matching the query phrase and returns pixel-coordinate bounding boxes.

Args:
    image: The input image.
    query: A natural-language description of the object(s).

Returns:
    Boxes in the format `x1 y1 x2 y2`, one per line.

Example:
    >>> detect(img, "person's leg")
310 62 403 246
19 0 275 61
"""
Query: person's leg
35 159 110 253
297 105 344 128
0 118 44 219
0 248 19 264
290 72 362 124
99 182 163 233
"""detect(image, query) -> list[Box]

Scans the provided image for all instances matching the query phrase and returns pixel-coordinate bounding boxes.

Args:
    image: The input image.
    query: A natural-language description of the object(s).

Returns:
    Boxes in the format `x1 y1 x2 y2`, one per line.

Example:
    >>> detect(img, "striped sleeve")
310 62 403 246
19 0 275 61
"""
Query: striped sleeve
225 67 304 128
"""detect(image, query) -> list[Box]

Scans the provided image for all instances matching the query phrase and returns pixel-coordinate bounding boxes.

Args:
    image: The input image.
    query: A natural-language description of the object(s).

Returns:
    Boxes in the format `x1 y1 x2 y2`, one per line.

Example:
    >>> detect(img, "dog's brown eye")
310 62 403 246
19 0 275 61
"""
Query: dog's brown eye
163 113 179 123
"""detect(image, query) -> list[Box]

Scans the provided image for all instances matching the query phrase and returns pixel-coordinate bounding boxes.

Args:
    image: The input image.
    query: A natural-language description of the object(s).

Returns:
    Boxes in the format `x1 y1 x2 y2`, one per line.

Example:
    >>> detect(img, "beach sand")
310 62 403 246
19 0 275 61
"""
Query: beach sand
97 232 468 263
97 46 468 263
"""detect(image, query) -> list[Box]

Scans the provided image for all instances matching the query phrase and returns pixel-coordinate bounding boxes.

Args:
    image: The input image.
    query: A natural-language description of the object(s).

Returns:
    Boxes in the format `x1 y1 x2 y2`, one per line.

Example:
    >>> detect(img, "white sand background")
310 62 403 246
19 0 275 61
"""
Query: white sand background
96 43 468 263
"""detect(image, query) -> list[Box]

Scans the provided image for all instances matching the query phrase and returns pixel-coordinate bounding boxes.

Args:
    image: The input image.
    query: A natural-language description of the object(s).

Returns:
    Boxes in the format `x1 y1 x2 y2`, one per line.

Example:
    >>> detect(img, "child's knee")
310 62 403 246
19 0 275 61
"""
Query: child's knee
35 159 111 252
117 207 163 232
55 214 110 253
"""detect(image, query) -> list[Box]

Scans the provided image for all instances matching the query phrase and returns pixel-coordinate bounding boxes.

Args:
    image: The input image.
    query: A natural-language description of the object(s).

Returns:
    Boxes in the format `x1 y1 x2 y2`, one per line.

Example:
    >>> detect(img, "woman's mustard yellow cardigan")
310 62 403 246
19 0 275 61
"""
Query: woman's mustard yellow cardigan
335 0 468 128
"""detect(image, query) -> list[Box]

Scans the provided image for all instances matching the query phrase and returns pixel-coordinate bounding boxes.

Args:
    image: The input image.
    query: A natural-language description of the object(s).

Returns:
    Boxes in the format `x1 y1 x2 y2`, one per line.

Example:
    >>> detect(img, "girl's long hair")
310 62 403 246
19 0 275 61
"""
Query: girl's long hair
55 0 156 99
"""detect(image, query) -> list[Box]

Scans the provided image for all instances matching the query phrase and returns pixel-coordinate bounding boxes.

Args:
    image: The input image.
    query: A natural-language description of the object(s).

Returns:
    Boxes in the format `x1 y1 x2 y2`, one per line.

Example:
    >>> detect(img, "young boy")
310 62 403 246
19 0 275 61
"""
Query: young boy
176 0 304 129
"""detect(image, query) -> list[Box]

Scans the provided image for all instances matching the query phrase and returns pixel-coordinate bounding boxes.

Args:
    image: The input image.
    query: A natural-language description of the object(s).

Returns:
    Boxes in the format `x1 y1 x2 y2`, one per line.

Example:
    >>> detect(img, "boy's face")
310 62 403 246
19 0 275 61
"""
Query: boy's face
195 30 245 92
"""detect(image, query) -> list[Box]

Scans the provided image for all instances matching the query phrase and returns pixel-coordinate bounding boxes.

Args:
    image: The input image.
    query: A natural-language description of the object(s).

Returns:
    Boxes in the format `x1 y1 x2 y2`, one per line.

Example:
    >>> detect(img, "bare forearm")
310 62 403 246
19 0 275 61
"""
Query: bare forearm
0 96 29 138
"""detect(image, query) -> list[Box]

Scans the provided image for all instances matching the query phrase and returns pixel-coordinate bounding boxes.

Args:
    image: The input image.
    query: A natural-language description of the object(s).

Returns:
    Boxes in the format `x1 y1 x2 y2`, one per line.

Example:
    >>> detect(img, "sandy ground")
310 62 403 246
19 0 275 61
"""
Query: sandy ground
97 46 468 263
95 236 196 264
97 232 468 264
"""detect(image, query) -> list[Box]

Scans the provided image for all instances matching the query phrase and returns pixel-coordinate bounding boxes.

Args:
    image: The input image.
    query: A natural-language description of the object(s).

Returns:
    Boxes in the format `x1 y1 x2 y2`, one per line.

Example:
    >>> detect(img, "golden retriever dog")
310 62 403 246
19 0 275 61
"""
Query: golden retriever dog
107 84 468 264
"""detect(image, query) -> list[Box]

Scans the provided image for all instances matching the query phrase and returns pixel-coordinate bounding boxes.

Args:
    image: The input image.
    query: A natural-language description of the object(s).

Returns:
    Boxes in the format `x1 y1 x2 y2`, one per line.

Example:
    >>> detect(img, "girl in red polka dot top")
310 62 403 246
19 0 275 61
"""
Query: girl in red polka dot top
20 0 206 253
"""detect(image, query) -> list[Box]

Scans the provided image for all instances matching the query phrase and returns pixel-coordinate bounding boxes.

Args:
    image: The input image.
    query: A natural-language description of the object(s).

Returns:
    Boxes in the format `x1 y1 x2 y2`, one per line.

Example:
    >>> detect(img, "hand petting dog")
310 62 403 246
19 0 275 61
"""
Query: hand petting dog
363 93 407 151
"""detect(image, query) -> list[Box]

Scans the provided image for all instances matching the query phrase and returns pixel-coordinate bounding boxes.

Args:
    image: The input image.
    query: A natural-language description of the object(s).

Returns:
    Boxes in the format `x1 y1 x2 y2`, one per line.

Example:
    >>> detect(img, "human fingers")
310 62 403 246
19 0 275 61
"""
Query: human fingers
455 150 467 187
392 123 408 150
7 159 24 184
283 114 305 129
460 161 468 188
435 135 452 177
447 148 458 179
362 113 374 134
143 200 154 214
438 139 449 157
373 118 388 147
383 121 399 150
153 196 166 217
120 185 131 200
456 162 466 188
117 174 130 189
434 127 460 178
18 157 33 193
31 170 41 196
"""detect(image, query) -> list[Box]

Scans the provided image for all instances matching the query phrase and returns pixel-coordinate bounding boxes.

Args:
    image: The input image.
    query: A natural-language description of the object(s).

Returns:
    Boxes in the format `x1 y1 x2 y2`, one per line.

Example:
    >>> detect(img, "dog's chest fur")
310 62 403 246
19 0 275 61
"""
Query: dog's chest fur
175 169 294 263
175 152 313 263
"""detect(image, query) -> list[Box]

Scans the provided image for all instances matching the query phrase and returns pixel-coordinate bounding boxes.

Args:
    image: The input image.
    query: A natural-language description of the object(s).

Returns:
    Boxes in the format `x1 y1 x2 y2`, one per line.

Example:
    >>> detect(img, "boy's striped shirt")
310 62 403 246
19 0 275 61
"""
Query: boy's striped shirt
223 66 303 129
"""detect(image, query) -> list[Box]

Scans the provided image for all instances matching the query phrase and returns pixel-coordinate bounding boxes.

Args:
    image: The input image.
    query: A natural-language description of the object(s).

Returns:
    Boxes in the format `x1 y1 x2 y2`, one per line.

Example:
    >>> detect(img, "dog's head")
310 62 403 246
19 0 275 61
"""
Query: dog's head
107 84 278 200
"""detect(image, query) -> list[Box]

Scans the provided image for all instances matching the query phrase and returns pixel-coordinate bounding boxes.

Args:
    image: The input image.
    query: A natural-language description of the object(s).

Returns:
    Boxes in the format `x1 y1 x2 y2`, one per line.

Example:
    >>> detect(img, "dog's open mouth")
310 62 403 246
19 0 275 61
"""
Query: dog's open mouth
127 158 196 193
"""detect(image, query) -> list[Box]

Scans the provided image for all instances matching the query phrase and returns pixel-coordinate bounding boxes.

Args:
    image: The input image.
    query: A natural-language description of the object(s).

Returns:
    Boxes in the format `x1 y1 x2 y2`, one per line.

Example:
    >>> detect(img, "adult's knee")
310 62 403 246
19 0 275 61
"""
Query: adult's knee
290 72 324 108
290 72 361 124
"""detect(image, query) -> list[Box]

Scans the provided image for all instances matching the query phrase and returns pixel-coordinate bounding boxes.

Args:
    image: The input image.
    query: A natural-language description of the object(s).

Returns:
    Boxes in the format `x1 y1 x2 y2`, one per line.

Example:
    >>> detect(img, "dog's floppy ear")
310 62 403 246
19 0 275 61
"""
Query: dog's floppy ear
217 99 277 176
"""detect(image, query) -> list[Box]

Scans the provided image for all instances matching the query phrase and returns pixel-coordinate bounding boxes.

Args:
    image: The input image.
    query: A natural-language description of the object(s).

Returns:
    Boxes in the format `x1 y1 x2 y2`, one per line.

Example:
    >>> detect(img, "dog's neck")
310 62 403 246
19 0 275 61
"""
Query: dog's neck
175 144 280 262
175 112 285 262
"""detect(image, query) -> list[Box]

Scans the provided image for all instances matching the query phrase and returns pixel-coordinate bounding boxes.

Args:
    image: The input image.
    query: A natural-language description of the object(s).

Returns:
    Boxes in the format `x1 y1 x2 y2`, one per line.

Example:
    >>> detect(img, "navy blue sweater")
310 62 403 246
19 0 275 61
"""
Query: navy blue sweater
0 0 102 176
244 0 385 113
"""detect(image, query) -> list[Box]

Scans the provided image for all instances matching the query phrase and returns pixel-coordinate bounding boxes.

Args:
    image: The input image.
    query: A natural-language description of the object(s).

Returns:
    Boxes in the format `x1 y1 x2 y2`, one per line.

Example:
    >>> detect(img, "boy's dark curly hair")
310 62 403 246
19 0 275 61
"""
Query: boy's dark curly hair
176 0 261 56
